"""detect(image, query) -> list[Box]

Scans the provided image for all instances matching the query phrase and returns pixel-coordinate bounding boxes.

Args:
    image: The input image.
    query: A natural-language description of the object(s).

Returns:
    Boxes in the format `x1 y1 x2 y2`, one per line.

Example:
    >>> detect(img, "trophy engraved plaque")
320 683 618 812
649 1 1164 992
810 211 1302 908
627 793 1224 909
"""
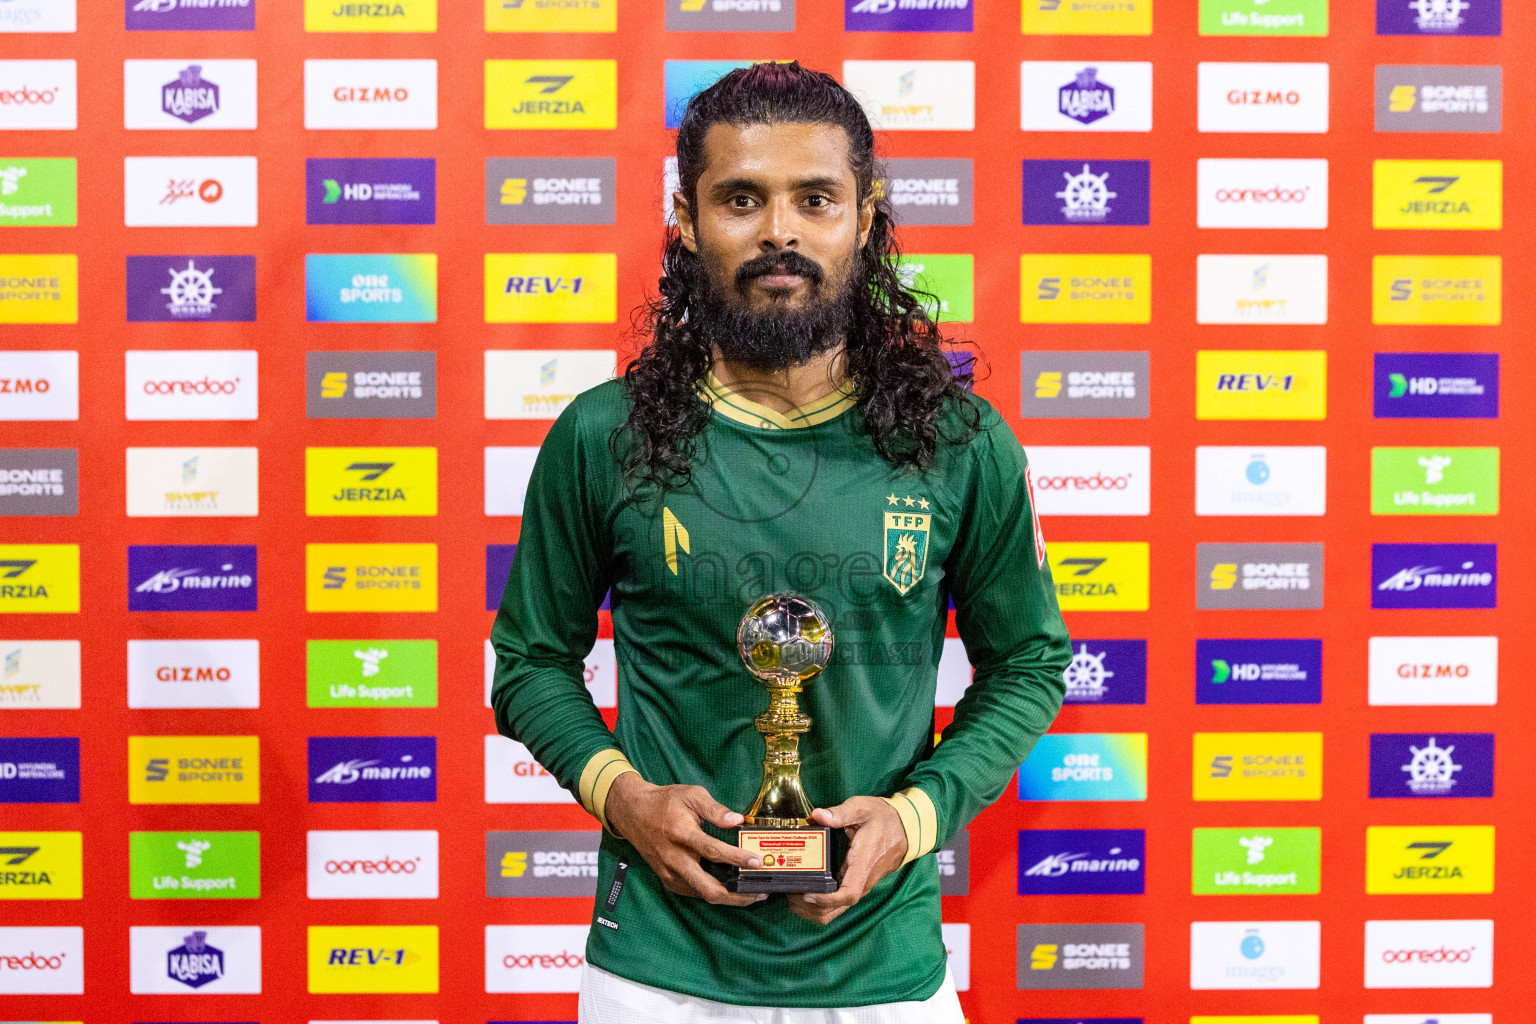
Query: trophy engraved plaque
726 592 839 894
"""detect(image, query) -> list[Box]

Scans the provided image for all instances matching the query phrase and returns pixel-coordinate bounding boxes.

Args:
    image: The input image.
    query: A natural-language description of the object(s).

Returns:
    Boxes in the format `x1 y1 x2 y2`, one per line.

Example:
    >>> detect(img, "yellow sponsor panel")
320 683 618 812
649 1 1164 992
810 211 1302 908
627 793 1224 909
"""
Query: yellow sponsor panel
1193 732 1322 801
1196 350 1327 421
1049 541 1149 612
1020 254 1151 323
485 60 617 130
1365 825 1494 895
128 736 260 805
0 831 82 900
485 253 617 324
1023 0 1151 35
308 925 439 993
306 543 438 613
305 0 436 31
0 255 78 324
305 447 438 517
1372 255 1501 325
1373 159 1502 230
0 544 80 614
486 0 614 32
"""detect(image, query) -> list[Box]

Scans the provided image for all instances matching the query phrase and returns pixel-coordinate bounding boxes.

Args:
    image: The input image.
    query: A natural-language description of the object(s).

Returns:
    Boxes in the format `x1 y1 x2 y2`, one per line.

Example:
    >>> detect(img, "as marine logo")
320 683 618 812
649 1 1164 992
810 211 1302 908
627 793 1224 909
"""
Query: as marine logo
883 495 931 594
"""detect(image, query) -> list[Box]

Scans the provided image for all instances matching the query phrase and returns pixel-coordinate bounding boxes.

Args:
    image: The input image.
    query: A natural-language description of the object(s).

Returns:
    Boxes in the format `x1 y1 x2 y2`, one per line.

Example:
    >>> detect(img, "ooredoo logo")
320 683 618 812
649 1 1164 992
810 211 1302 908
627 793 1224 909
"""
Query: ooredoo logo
1025 447 1150 516
307 830 438 899
1198 158 1329 229
1364 919 1492 988
0 62 76 130
125 350 257 421
0 927 83 993
484 924 590 993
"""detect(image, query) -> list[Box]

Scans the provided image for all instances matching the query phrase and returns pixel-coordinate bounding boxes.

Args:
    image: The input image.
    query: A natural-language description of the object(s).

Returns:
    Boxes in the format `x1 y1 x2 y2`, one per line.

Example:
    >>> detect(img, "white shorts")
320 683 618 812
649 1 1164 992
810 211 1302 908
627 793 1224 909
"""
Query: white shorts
578 962 965 1024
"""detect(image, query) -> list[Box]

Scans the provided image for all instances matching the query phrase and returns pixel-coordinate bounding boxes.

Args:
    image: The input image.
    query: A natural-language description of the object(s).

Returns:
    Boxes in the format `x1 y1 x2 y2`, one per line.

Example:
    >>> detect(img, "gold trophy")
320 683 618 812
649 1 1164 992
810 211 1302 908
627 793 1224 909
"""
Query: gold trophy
726 592 838 894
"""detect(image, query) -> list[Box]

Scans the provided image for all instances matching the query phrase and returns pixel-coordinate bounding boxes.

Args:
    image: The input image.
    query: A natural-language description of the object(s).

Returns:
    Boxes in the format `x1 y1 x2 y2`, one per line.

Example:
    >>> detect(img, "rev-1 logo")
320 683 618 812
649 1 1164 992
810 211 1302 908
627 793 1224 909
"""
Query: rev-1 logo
504 275 584 295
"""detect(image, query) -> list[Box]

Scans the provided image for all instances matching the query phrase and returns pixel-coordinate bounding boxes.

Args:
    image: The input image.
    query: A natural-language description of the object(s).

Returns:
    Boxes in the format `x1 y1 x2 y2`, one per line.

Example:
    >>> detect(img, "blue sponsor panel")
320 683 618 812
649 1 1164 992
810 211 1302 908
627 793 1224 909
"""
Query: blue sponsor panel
1377 0 1500 35
307 736 437 803
1020 1020 1142 1024
126 255 258 323
1369 732 1494 799
0 737 80 803
1018 829 1145 895
845 0 973 32
664 61 754 129
1374 353 1499 419
305 158 436 226
486 544 516 611
1062 639 1147 705
1372 543 1496 609
1018 734 1147 801
128 545 258 612
1195 639 1322 705
1022 160 1150 226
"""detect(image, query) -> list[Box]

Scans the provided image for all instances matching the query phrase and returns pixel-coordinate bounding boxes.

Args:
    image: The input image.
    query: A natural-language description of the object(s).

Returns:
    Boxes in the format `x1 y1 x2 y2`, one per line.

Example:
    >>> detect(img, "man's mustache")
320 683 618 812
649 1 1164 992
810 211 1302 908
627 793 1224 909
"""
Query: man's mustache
734 250 825 292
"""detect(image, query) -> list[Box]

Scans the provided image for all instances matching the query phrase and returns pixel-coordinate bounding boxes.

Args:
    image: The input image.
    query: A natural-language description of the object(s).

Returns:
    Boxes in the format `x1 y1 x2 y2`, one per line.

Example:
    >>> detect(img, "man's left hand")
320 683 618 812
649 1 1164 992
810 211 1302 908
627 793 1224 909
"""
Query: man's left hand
788 796 908 925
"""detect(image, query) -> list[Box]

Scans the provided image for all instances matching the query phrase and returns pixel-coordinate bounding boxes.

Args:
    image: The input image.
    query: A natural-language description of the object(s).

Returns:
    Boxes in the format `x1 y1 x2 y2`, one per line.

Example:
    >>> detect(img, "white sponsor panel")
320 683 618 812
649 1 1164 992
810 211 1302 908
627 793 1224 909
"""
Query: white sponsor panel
936 638 971 707
1027 446 1150 516
484 349 615 420
312 1021 437 1024
842 61 974 132
1020 61 1154 132
128 925 262 994
127 639 260 709
484 638 615 709
0 350 78 421
306 830 439 900
0 2 77 33
942 922 970 992
1365 919 1493 989
1190 920 1321 990
485 735 575 805
1195 446 1327 517
485 924 589 993
1196 255 1329 325
125 350 258 421
0 639 80 709
1197 158 1329 229
1365 1017 1490 1024
0 926 82 994
0 60 76 130
124 156 258 227
124 60 258 130
1369 636 1497 706
126 447 260 517
484 446 540 516
1198 62 1330 133
304 59 438 130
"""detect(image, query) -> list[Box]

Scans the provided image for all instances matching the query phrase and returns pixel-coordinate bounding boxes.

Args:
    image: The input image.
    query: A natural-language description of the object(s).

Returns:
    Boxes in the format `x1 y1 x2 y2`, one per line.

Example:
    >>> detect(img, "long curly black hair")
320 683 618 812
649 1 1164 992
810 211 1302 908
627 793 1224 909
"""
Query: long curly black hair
617 61 980 490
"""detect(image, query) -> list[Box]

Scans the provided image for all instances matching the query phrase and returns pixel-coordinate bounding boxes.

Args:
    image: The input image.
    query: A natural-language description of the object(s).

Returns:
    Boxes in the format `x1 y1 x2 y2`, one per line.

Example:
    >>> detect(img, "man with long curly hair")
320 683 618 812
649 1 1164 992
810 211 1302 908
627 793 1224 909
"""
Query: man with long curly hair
491 62 1070 1022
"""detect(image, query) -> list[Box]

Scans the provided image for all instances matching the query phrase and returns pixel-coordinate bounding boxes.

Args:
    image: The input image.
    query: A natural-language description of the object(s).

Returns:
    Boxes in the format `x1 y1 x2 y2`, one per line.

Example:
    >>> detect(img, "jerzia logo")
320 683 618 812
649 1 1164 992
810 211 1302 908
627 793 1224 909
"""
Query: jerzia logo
485 60 617 130
1366 825 1494 894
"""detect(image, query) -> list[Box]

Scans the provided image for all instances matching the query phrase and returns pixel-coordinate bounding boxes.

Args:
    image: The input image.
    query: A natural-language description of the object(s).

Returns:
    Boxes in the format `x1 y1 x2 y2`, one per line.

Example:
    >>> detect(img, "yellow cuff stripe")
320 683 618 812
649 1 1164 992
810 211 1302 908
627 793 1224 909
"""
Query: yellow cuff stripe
884 786 940 866
577 749 637 832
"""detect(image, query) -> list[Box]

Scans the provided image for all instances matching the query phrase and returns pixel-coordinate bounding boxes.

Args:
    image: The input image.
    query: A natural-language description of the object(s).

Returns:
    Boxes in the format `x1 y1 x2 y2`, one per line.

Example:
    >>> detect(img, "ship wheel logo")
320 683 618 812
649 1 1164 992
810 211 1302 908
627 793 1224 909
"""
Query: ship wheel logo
1063 642 1113 697
1056 164 1116 221
1402 736 1461 794
161 259 223 316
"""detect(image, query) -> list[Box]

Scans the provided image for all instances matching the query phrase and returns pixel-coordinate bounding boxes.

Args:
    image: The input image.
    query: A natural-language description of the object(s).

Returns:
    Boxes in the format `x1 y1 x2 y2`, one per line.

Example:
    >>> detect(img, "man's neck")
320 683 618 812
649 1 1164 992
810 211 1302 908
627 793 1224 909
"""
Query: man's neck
709 344 849 416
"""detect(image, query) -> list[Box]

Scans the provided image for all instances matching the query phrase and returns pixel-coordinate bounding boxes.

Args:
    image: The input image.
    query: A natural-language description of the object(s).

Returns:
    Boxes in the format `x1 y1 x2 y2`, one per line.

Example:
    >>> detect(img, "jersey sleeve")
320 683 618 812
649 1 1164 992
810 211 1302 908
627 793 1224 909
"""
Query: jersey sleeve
490 394 636 830
887 407 1070 863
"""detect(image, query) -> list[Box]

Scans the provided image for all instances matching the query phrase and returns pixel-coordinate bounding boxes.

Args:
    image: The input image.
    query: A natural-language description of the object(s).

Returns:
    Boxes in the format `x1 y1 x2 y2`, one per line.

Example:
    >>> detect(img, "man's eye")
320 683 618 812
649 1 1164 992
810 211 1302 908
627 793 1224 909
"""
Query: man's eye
730 195 756 208
805 195 830 207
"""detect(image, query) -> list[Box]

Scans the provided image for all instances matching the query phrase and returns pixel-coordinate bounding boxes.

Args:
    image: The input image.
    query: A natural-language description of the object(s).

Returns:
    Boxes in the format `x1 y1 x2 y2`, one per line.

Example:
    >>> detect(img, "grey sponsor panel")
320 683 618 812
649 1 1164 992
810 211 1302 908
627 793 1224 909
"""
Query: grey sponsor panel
1016 922 1144 990
1020 351 1150 419
0 448 77 516
877 158 973 226
937 829 969 895
486 830 601 897
666 0 795 32
1375 65 1502 133
1197 542 1324 610
485 158 616 226
305 351 436 419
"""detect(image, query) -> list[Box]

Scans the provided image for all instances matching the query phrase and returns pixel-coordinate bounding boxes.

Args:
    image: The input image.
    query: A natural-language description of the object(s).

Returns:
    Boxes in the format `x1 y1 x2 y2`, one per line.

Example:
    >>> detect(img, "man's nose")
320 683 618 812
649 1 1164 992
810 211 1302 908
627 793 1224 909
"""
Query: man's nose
758 195 799 252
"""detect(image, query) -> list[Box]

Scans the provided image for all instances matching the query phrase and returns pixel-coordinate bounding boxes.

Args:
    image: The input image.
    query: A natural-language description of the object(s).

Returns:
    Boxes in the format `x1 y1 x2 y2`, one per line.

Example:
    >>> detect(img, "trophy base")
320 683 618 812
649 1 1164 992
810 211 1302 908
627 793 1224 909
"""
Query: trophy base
726 825 837 894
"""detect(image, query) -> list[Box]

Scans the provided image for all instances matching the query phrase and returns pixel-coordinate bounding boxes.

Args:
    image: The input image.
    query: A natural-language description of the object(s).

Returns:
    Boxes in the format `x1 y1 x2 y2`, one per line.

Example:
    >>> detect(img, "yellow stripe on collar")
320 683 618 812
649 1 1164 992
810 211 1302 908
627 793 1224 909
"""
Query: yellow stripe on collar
701 371 857 430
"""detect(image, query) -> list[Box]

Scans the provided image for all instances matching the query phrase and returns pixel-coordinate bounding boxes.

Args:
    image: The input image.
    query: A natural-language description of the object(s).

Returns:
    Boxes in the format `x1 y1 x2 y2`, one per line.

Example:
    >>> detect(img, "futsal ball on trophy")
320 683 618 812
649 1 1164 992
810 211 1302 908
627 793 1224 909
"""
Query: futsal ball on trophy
736 593 833 684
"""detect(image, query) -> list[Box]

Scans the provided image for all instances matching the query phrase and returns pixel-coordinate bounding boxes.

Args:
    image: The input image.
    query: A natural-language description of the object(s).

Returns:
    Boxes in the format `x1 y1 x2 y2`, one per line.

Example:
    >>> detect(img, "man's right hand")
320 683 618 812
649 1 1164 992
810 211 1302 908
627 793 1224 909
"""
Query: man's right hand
604 772 766 907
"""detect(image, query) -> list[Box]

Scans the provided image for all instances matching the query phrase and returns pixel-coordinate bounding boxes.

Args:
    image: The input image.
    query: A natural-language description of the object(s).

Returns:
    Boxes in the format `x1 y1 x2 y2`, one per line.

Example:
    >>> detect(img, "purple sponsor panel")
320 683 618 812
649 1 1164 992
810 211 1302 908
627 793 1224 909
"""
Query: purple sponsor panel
308 736 437 803
0 737 80 804
1017 829 1145 895
1374 353 1498 419
1063 639 1146 705
128 545 257 612
1195 638 1322 705
1023 160 1150 227
845 0 973 32
126 256 257 323
1369 732 1494 798
1371 543 1496 609
1377 0 1500 35
126 0 256 31
306 158 436 226
489 543 608 610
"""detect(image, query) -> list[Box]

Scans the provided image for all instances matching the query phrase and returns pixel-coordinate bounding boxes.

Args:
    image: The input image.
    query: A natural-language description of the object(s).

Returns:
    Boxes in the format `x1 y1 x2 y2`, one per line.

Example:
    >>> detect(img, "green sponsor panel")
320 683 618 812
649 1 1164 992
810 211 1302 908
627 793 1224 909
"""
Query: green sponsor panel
307 639 438 707
1192 827 1320 894
1199 0 1327 35
0 159 78 226
1371 446 1499 516
129 831 260 899
896 254 973 323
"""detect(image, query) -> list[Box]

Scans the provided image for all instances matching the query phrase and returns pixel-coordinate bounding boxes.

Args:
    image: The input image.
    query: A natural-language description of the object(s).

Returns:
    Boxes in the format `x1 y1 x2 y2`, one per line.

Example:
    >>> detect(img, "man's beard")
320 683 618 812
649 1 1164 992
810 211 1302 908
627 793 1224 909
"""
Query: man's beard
689 246 857 372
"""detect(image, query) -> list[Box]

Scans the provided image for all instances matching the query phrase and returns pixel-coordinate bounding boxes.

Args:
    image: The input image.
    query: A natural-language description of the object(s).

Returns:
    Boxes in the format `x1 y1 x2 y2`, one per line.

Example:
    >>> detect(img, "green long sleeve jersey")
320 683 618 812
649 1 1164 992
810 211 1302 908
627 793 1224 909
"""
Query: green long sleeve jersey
490 374 1070 1007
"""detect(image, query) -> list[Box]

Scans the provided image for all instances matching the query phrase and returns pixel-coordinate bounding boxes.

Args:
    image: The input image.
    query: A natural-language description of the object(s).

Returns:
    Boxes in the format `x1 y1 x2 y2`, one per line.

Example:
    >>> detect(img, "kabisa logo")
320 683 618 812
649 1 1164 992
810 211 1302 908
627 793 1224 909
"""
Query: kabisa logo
128 830 260 899
1020 351 1149 419
303 58 438 129
1366 825 1494 894
305 254 437 324
129 924 259 994
1018 733 1148 802
875 157 972 227
1020 255 1151 324
1193 732 1323 801
0 926 83 994
1196 639 1322 705
1369 732 1494 799
486 157 615 226
126 0 256 31
0 158 76 226
307 829 439 900
486 830 601 897
1017 828 1145 895
1374 353 1497 419
1022 62 1151 132
1060 66 1114 124
843 60 976 131
1372 255 1501 326
0 544 79 613
1363 919 1493 989
306 350 436 420
669 0 795 32
0 449 77 517
844 0 970 32
1368 635 1498 707
1016 923 1144 990
161 64 217 122
307 158 435 226
1023 159 1150 227
485 60 617 130
484 252 617 324
166 930 223 988
1376 65 1502 133
304 0 437 31
1049 542 1150 611
1371 446 1498 516
1189 921 1321 990
0 254 78 325
1377 0 1501 35
308 735 437 803
304 446 438 517
125 255 256 322
128 544 256 612
0 738 78 804
1192 827 1322 895
1197 543 1324 610
307 639 437 708
128 735 259 805
1373 159 1501 230
307 924 439 994
1372 543 1495 609
1062 639 1147 705
1200 0 1328 35
0 831 83 900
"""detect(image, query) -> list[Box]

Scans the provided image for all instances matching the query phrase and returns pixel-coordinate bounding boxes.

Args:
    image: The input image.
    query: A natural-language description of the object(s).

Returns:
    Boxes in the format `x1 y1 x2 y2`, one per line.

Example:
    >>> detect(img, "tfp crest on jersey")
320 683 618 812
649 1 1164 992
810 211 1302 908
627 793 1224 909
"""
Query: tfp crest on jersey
883 497 932 594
